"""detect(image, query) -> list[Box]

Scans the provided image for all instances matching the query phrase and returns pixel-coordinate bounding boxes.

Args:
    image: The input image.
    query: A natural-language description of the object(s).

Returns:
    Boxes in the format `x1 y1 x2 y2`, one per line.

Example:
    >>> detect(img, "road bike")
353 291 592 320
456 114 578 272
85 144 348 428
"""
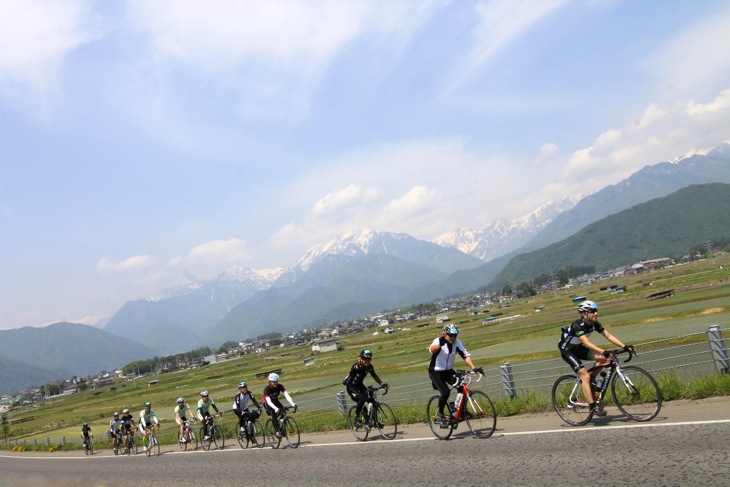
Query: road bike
122 428 137 455
264 406 300 449
427 369 497 440
82 435 93 455
552 347 662 426
346 385 397 441
178 419 198 451
200 414 225 451
236 410 265 449
142 426 161 457
111 431 122 455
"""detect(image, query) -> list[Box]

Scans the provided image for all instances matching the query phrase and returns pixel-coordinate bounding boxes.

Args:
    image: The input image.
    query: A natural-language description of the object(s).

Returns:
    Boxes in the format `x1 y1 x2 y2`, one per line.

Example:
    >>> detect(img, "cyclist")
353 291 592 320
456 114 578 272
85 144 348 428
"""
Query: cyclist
138 401 160 451
428 324 484 427
344 349 388 426
558 300 633 417
262 373 297 437
196 390 222 441
108 412 124 453
80 422 93 448
175 397 193 442
232 381 262 438
119 408 136 447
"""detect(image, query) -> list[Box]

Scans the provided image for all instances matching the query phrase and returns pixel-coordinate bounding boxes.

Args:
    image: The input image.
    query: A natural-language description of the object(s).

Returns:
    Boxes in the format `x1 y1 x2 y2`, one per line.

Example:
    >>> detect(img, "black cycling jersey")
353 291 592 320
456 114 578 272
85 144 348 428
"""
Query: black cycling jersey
344 360 382 388
558 318 605 351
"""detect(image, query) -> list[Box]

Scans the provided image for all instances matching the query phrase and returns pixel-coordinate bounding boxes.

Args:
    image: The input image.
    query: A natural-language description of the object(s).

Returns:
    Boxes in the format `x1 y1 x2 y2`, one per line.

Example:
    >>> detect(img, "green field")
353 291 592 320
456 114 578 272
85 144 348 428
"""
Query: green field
4 254 730 451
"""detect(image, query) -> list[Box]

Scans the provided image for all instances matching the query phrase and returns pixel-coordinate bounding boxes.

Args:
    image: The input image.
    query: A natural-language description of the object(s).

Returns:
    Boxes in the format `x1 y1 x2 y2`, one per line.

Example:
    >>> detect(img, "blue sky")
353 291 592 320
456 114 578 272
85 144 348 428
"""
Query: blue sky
1 0 729 330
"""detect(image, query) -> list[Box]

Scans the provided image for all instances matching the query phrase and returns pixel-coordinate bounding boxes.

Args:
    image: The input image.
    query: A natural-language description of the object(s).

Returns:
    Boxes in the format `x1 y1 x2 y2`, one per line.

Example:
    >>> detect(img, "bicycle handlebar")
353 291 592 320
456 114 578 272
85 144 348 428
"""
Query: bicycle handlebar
607 346 635 363
367 384 389 395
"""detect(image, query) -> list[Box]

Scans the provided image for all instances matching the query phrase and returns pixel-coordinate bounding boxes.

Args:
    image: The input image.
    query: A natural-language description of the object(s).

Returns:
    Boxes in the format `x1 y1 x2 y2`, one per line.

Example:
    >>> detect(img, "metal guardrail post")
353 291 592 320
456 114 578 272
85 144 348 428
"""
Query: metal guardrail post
46 437 51 447
336 391 348 416
707 325 730 373
61 436 66 447
500 362 517 398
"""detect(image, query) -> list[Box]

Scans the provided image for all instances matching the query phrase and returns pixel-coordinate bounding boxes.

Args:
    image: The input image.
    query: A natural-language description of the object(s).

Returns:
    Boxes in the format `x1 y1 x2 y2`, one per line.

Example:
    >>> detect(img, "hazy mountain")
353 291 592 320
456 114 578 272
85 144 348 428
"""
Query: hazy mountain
434 195 584 261
0 353 56 394
103 266 283 355
0 322 155 393
525 143 730 251
210 230 484 343
491 183 730 286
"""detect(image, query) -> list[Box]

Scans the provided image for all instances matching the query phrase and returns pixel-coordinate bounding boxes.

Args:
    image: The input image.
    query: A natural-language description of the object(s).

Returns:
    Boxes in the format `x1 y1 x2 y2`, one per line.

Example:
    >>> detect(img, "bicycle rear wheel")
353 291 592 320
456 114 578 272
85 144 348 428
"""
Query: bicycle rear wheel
611 365 662 421
426 395 454 440
264 419 281 449
238 420 264 449
375 402 397 440
552 374 593 426
464 390 496 438
347 405 369 441
282 417 300 448
178 430 187 451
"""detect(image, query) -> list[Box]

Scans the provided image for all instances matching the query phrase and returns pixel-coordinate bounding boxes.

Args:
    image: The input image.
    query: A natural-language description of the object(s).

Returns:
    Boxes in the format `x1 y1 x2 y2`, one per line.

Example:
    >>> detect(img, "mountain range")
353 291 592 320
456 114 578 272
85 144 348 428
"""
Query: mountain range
3 143 729 394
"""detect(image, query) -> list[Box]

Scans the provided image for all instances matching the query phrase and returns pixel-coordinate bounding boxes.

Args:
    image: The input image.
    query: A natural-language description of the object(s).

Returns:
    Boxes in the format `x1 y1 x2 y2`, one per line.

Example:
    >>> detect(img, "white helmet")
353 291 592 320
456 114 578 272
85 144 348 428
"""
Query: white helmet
577 300 598 313
268 373 279 382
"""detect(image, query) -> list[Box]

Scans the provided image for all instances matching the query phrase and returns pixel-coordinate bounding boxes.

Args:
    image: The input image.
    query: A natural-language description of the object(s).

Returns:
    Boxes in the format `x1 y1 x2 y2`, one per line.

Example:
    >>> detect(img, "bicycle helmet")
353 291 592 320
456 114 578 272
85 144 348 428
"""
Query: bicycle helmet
360 349 373 359
200 390 208 397
83 422 88 426
577 300 598 313
442 324 459 335
238 381 247 388
113 411 119 417
176 397 184 404
144 402 151 407
122 409 129 414
268 373 279 382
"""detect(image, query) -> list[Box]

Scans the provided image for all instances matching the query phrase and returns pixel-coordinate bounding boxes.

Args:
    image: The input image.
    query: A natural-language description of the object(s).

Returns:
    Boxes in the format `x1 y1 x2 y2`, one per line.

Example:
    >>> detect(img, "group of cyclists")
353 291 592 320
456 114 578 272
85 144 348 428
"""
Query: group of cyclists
87 299 629 451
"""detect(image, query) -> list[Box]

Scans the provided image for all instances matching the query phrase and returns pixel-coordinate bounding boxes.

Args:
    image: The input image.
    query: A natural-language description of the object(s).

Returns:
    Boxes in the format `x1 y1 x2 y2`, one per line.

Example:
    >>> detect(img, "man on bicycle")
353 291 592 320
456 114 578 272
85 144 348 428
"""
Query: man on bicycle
80 422 93 447
232 381 261 437
344 349 388 427
428 324 483 427
197 390 222 441
138 402 160 451
558 300 633 417
262 373 297 437
175 397 192 442
119 409 136 447
108 412 124 453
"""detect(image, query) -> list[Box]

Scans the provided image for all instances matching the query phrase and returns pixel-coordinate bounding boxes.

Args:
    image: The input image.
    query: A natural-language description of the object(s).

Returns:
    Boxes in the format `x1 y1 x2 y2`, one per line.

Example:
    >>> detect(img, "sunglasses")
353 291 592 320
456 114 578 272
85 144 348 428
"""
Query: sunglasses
447 333 458 337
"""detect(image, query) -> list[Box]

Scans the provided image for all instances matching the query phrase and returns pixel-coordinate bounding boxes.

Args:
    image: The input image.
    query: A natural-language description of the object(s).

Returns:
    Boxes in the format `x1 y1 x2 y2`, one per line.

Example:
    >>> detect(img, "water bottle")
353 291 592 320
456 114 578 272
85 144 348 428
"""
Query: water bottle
455 392 463 411
595 370 607 390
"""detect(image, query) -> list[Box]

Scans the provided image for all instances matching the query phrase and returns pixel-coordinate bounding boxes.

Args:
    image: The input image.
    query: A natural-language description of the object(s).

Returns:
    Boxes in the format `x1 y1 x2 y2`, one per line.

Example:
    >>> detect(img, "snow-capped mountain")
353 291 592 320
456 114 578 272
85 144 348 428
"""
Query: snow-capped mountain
433 195 584 261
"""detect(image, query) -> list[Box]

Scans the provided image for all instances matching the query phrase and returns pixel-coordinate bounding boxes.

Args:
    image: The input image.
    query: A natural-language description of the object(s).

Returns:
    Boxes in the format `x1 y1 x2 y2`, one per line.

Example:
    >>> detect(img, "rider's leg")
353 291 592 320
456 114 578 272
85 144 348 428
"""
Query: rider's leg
429 370 451 416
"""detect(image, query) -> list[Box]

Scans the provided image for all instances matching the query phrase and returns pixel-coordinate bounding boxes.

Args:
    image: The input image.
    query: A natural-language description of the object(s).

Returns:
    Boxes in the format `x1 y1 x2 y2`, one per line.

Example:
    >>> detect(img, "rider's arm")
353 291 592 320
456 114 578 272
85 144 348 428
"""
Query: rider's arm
282 390 295 408
264 395 278 413
578 334 604 355
600 330 626 350
429 336 447 354
464 355 477 370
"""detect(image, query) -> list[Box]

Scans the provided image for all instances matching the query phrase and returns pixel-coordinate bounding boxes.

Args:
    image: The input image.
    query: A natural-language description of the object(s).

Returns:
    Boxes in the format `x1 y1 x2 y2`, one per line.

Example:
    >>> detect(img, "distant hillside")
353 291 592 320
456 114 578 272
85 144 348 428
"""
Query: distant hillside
492 183 730 286
0 323 155 389
210 253 450 344
526 144 730 250
0 353 56 394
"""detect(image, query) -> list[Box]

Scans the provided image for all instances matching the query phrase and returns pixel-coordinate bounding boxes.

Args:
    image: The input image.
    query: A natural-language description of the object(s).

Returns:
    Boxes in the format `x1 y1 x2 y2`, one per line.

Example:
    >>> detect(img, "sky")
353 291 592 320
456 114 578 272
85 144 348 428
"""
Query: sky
1 0 729 331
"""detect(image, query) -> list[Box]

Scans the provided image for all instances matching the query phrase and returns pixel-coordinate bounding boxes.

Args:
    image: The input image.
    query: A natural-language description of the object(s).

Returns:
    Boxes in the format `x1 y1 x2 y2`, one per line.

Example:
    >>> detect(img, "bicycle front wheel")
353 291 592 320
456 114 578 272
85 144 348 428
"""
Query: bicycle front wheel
264 419 281 449
375 402 397 440
210 424 224 450
611 365 662 421
552 374 593 426
347 405 369 441
464 391 496 438
282 417 300 448
426 395 454 440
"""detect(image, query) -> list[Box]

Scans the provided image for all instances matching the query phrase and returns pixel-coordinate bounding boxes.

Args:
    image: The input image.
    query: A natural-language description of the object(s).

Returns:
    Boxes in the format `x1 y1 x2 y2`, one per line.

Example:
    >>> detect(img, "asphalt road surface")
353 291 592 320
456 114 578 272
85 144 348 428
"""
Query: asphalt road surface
2 397 728 487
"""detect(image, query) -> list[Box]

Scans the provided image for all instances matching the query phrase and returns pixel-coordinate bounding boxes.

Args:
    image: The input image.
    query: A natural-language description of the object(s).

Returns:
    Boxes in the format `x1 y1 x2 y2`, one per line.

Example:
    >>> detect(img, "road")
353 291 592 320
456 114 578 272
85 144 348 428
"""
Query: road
2 397 728 487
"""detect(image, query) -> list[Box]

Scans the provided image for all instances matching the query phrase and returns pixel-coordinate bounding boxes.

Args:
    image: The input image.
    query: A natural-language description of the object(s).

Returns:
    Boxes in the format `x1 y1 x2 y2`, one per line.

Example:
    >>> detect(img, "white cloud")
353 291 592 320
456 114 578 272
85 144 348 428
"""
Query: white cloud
168 238 250 271
383 185 442 218
312 184 384 217
97 255 155 272
0 0 98 104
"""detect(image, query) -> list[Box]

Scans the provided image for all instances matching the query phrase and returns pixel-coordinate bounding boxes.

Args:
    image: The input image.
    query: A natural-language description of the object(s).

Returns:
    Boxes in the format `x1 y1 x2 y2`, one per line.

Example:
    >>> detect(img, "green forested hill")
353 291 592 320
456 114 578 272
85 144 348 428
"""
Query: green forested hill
492 183 730 286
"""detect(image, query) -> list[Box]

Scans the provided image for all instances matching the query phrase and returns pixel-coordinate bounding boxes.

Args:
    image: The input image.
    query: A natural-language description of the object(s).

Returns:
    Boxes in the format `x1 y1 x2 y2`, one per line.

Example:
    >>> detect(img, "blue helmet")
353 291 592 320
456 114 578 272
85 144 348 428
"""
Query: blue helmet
238 381 247 388
442 324 458 335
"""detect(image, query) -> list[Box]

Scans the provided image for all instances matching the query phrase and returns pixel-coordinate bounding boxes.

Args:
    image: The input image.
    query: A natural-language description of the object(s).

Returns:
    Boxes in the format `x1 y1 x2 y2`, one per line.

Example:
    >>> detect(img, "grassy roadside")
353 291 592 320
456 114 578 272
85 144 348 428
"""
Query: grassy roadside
3 254 730 451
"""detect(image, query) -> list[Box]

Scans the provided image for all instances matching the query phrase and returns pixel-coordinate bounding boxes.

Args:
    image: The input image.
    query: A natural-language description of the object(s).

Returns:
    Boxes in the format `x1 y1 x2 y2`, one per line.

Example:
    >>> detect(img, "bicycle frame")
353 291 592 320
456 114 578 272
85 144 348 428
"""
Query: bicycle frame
451 371 480 423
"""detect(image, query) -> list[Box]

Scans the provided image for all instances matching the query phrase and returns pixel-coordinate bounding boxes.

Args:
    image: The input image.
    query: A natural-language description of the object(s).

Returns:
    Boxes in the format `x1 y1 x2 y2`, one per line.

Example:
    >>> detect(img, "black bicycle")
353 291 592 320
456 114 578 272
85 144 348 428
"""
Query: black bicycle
346 385 397 441
552 347 662 426
264 406 300 449
236 410 265 449
82 435 93 455
200 414 225 451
